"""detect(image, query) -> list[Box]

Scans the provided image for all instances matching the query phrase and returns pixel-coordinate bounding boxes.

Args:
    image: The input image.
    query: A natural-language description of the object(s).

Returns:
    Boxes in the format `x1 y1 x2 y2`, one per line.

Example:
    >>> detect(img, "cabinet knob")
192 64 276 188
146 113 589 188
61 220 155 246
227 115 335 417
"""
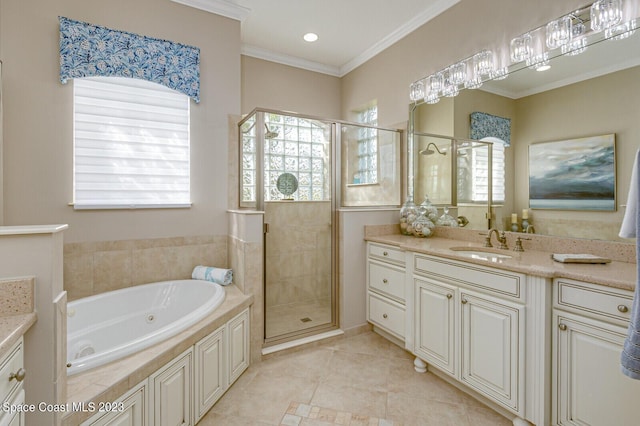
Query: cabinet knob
383 313 388 319
558 323 567 331
9 368 26 382
618 305 629 313
461 298 468 304
446 293 453 299
383 251 389 256
382 278 388 284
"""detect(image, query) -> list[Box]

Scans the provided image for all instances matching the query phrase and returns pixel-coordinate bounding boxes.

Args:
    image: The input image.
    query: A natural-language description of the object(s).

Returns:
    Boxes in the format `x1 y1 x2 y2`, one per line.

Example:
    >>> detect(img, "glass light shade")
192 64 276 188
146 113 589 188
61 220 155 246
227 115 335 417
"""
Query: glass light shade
464 74 483 89
442 82 459 97
448 62 467 86
428 72 444 94
510 33 532 63
605 18 637 39
473 50 494 77
425 93 440 104
409 79 426 101
562 21 588 55
591 0 624 32
526 52 550 71
546 16 572 48
490 67 509 80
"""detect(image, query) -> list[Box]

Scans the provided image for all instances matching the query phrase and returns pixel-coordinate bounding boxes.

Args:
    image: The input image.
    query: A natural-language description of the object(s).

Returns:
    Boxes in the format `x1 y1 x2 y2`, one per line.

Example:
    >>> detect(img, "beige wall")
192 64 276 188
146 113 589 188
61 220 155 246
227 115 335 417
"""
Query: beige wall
0 0 241 243
241 55 341 119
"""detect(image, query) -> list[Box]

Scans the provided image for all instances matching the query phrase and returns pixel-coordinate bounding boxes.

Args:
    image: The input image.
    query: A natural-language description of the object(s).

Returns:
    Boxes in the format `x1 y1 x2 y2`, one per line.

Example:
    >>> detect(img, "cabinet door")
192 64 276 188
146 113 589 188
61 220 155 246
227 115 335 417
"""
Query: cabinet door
460 291 523 413
0 390 24 426
554 313 640 425
194 326 226 423
414 278 456 376
80 381 147 426
228 308 250 386
149 348 193 426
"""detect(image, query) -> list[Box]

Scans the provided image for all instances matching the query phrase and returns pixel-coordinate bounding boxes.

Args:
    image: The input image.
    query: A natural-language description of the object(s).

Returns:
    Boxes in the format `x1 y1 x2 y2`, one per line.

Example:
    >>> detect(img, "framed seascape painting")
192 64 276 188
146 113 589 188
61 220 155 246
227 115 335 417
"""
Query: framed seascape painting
528 134 616 211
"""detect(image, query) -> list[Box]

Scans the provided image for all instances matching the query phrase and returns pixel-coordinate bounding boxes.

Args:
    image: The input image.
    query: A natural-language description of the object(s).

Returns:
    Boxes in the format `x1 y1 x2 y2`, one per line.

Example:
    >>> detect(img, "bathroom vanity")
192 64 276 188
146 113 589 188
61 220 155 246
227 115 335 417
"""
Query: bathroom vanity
365 230 639 426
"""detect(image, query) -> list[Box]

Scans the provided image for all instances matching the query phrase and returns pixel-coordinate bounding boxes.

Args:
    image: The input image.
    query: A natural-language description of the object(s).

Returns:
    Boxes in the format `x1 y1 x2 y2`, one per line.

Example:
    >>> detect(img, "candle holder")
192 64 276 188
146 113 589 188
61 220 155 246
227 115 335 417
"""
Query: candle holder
511 222 519 232
522 218 530 232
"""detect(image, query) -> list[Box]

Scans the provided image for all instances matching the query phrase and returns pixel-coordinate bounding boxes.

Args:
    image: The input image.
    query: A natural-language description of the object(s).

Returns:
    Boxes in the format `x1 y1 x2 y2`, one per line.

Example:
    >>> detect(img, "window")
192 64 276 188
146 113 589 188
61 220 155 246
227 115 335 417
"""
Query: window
458 138 505 203
240 112 330 203
73 77 190 209
355 104 378 184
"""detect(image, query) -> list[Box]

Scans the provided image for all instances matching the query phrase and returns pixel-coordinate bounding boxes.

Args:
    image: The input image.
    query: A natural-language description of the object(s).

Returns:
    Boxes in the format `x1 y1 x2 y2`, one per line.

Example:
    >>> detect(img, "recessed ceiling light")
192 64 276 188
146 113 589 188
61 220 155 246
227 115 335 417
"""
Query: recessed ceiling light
303 33 318 42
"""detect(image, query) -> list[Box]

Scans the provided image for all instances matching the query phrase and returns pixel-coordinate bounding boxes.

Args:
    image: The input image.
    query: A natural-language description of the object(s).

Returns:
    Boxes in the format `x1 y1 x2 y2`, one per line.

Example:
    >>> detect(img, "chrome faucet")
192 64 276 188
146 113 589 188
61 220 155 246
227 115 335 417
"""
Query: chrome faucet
485 228 509 250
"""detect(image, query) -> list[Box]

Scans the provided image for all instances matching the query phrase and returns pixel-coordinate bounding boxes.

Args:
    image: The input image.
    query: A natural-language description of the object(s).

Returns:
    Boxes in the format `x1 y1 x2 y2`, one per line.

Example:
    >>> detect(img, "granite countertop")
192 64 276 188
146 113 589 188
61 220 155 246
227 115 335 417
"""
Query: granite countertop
0 276 37 356
366 233 637 291
0 313 36 356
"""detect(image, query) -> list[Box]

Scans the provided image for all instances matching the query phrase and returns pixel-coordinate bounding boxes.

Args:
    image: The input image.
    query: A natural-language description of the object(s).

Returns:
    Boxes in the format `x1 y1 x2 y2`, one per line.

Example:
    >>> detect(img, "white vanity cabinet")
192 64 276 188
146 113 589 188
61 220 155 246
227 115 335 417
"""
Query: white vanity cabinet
149 346 193 426
553 278 640 425
0 338 26 426
80 381 148 426
227 309 250 386
366 242 406 341
412 254 526 416
194 326 225 423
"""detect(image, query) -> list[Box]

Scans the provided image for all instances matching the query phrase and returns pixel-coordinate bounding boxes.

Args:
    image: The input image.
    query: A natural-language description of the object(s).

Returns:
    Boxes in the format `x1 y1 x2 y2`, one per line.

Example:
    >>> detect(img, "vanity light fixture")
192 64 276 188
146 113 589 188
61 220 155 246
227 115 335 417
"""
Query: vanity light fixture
303 32 318 42
408 0 639 103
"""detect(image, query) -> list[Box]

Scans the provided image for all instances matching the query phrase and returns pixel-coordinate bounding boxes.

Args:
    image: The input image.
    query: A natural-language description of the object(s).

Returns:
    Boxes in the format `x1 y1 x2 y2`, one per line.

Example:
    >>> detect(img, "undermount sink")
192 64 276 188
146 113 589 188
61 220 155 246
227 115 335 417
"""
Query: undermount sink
449 247 513 261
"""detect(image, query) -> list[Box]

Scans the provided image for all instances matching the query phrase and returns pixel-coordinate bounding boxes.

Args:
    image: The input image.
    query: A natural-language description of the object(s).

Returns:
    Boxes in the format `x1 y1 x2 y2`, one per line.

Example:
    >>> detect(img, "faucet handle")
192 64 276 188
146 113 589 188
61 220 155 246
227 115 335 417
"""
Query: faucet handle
498 231 509 250
513 237 531 252
479 232 493 247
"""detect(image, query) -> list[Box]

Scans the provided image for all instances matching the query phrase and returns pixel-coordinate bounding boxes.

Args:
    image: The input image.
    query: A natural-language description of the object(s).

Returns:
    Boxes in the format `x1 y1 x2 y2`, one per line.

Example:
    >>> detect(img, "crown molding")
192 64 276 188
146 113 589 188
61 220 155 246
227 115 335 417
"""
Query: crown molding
241 44 342 77
170 0 251 21
339 0 460 76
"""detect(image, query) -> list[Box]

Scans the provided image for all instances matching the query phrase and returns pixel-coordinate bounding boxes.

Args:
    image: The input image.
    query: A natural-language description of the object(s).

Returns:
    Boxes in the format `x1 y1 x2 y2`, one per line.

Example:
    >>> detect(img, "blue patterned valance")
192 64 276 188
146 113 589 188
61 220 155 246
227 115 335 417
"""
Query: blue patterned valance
59 17 200 102
470 112 511 146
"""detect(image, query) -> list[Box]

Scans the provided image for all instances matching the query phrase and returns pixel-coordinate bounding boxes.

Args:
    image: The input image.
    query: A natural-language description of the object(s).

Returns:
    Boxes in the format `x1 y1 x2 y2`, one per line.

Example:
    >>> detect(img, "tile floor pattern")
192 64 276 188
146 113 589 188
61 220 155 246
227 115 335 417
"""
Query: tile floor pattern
199 331 513 426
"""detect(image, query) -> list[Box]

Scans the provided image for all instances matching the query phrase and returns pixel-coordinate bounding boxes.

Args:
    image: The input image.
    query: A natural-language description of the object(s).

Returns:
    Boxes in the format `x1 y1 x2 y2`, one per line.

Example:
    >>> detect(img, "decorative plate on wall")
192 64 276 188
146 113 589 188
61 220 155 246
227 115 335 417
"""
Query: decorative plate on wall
276 173 298 200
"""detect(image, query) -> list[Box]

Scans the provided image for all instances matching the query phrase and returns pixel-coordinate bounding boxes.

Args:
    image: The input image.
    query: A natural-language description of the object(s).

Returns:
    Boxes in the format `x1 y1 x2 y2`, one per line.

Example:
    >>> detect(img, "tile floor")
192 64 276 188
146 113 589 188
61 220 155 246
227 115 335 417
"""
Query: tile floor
199 331 513 426
266 298 332 337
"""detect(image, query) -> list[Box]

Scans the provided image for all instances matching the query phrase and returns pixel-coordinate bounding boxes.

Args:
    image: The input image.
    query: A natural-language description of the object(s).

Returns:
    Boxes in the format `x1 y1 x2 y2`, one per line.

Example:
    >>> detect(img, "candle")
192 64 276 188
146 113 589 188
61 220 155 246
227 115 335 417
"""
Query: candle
511 213 518 224
522 209 528 219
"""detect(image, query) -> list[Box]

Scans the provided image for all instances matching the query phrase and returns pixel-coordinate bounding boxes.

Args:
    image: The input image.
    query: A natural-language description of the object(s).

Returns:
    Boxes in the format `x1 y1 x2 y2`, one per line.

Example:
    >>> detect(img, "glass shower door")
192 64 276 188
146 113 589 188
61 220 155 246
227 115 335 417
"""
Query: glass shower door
241 110 336 343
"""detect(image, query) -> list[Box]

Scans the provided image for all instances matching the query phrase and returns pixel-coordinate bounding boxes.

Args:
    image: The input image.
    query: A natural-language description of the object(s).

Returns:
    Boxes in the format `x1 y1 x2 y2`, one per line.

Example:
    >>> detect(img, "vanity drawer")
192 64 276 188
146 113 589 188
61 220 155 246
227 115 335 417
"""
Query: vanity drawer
0 338 24 404
555 279 633 323
368 261 405 303
414 254 524 301
368 243 405 266
368 293 405 338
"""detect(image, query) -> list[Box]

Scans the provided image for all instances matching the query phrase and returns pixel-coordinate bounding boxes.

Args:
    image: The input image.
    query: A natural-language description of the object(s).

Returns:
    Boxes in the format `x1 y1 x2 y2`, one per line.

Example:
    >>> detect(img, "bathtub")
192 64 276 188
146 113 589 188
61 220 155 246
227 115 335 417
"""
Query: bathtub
66 279 225 376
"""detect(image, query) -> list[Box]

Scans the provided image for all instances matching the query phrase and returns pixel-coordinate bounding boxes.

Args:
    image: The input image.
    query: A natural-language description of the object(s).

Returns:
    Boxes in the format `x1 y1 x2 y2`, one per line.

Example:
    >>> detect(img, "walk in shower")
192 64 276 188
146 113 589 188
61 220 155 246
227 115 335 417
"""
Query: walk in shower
239 108 402 345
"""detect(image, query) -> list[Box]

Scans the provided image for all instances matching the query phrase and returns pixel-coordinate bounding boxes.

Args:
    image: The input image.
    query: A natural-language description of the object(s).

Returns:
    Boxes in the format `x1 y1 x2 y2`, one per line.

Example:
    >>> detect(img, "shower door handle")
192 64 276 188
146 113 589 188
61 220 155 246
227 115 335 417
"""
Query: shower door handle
264 223 270 234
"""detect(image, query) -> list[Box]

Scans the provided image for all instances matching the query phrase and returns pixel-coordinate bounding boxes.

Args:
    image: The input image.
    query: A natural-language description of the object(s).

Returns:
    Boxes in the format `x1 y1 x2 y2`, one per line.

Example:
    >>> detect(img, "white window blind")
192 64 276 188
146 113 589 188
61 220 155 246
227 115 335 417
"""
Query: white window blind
73 76 190 209
470 140 505 203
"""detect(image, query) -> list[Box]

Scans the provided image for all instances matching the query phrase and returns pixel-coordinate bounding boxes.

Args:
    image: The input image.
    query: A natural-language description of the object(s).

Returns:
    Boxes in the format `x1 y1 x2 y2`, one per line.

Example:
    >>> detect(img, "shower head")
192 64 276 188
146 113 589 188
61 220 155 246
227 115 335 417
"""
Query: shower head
419 142 446 156
264 124 279 139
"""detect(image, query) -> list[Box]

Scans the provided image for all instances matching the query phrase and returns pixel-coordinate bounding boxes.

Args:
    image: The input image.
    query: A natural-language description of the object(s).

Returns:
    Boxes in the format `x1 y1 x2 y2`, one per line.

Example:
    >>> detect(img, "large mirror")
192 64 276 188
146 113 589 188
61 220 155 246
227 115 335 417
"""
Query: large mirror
410 4 640 242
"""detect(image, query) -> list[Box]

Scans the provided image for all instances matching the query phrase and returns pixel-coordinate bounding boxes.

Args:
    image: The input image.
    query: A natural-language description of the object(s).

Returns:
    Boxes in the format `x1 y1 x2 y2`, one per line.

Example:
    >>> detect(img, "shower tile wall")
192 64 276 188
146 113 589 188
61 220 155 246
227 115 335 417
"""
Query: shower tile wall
63 235 228 300
265 201 331 310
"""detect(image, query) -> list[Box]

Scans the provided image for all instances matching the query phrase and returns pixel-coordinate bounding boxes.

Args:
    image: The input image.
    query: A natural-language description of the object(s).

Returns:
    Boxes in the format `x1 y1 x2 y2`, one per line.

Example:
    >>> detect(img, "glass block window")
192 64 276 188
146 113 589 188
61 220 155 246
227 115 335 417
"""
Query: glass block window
240 113 330 203
356 105 378 184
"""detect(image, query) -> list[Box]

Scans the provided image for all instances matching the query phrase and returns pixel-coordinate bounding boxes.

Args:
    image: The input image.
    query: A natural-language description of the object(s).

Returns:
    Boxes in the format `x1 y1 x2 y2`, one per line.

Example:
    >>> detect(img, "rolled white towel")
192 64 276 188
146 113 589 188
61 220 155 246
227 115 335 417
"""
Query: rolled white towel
192 265 233 285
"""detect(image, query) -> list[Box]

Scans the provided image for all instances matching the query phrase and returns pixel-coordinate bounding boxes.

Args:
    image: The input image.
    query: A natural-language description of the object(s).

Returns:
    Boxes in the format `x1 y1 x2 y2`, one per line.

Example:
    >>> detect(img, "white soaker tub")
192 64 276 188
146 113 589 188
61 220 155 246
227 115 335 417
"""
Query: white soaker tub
66 279 225 376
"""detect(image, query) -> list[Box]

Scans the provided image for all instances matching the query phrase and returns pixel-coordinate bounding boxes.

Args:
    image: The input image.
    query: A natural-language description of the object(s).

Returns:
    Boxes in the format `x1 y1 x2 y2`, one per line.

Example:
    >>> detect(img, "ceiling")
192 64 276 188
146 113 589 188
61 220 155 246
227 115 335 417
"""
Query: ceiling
172 0 460 77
